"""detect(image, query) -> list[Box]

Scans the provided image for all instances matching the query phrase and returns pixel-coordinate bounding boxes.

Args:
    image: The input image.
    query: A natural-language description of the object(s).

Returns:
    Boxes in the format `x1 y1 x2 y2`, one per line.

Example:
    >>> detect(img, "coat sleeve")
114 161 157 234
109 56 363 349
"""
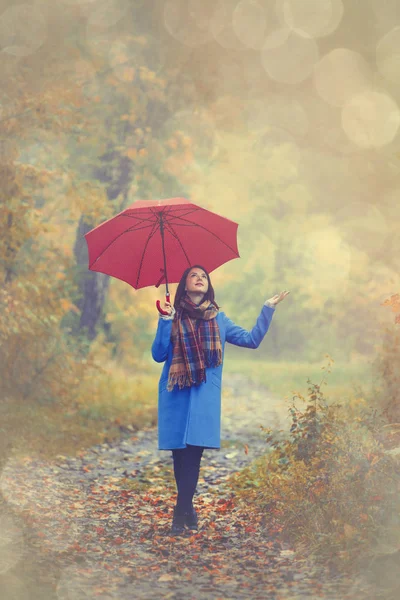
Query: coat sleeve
223 304 275 349
151 318 173 362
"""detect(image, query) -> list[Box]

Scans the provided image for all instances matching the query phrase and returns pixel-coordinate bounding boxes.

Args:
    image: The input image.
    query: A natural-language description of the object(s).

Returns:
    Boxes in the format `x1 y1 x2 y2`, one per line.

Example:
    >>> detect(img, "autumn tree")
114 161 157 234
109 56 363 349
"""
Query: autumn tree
0 4 102 404
68 32 203 341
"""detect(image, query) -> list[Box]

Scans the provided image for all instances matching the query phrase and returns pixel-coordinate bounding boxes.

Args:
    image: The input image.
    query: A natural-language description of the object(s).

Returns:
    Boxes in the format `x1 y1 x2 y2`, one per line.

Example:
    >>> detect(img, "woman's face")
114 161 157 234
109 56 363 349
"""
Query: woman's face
185 268 209 296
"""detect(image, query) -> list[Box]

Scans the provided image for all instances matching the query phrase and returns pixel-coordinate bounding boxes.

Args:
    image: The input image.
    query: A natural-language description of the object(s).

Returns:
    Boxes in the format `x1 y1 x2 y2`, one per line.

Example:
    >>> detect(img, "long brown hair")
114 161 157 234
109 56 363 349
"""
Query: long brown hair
173 264 221 310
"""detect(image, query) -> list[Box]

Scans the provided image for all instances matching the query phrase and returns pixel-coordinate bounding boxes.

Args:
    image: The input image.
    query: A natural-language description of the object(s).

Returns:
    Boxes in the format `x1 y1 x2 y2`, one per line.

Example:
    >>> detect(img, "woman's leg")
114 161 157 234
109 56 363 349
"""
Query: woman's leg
175 444 204 513
171 448 184 493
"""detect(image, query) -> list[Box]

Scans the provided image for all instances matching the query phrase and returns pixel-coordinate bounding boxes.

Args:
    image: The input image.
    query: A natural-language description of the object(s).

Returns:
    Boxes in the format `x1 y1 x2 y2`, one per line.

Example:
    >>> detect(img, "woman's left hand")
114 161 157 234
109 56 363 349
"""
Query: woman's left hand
266 290 290 306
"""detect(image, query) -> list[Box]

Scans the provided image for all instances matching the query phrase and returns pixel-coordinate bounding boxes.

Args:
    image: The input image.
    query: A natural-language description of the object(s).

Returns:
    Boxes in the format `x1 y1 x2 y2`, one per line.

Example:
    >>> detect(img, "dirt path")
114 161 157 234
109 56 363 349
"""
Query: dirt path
0 374 376 599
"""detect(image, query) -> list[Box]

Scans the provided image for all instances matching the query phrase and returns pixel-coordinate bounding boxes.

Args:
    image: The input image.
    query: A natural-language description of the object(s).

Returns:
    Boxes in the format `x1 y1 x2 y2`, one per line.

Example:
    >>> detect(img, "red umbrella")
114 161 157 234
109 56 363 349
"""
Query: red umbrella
84 197 240 314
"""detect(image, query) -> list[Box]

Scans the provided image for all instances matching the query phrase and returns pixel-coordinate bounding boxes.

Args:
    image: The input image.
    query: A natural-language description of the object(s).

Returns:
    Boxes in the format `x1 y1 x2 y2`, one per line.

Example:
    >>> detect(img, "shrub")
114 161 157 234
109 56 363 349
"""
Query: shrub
229 362 400 576
370 325 400 425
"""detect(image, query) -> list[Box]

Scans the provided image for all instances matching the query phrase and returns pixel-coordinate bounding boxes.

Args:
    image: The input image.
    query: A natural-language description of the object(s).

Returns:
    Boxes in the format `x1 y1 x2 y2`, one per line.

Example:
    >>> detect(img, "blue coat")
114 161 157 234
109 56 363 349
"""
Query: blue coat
151 304 276 451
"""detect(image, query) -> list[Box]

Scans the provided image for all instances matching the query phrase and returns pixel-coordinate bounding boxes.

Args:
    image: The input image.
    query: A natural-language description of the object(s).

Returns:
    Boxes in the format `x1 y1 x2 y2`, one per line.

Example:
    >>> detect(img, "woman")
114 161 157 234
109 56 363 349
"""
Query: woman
151 264 289 536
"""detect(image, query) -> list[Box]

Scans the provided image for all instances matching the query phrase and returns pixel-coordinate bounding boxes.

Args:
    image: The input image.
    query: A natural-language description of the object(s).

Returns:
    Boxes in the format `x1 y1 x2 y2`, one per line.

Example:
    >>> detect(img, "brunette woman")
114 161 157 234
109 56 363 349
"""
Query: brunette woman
151 264 289 535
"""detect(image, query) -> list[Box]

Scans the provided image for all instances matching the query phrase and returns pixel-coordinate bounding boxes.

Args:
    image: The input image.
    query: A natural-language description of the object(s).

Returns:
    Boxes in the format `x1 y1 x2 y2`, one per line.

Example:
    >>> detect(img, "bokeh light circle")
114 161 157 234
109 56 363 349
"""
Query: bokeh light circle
376 26 400 85
275 0 344 39
297 92 360 154
320 0 344 36
232 0 267 50
323 122 360 154
261 28 319 84
0 4 47 57
370 0 400 36
341 91 400 148
211 0 245 50
314 48 373 108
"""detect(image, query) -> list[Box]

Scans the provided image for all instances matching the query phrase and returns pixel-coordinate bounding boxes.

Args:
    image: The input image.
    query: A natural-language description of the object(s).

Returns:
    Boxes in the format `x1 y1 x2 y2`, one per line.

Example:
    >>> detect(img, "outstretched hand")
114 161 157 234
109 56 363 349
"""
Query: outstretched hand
266 290 290 306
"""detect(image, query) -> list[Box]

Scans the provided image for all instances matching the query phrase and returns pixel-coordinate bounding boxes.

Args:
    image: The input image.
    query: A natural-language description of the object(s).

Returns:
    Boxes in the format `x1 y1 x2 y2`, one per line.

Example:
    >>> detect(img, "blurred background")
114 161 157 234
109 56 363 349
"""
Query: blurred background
1 0 400 457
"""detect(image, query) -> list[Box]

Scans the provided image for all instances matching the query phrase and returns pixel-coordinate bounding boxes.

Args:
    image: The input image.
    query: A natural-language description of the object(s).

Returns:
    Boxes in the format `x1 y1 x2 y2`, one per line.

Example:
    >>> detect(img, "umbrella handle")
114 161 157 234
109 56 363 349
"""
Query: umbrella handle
156 292 171 315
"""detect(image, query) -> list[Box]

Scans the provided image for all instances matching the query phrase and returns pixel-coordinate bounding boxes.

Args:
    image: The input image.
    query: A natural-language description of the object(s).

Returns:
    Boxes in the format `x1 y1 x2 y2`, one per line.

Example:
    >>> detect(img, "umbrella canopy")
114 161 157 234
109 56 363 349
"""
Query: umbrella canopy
84 197 240 294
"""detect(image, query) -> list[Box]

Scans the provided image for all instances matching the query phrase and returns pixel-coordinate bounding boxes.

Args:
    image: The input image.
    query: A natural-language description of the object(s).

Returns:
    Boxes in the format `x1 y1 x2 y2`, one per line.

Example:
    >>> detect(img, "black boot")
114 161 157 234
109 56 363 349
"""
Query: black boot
170 505 186 536
184 506 198 531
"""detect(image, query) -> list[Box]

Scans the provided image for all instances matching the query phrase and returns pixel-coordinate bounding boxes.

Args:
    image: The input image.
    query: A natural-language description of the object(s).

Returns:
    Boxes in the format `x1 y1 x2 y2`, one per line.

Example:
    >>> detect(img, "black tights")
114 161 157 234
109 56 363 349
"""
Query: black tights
172 444 204 513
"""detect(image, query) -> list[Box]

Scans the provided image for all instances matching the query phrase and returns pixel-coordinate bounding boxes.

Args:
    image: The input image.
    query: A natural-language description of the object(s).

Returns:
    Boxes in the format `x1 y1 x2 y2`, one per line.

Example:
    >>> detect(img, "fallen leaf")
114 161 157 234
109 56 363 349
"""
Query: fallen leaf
158 573 175 582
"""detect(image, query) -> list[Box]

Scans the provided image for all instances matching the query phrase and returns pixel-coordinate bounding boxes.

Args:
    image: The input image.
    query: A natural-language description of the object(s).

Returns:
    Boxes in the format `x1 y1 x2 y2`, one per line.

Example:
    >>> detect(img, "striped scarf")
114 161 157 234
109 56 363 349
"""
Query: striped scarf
167 294 222 391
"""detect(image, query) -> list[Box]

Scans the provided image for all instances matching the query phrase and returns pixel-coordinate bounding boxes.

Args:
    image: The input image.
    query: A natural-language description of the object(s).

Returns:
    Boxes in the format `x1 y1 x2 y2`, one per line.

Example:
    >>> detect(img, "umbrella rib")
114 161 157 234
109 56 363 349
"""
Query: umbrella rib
163 207 201 218
117 213 157 225
88 206 193 274
164 213 239 256
162 220 192 268
89 204 238 288
135 220 161 288
125 207 200 286
120 206 200 223
88 222 155 268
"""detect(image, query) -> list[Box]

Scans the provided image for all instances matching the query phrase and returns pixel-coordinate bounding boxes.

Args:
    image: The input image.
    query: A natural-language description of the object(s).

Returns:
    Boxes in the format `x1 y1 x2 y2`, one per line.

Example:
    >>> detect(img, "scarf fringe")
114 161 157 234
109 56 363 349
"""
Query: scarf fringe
167 372 192 392
166 349 222 392
205 348 222 367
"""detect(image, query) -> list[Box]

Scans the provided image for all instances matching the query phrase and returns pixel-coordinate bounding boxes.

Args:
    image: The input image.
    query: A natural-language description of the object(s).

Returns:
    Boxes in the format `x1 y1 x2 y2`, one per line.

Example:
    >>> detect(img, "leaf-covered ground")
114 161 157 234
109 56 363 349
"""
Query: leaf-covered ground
0 375 377 599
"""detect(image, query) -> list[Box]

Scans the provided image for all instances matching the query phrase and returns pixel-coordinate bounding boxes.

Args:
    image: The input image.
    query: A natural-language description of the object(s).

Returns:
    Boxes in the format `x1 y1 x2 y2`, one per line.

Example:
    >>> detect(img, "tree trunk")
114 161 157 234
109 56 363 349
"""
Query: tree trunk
72 144 132 341
73 217 110 341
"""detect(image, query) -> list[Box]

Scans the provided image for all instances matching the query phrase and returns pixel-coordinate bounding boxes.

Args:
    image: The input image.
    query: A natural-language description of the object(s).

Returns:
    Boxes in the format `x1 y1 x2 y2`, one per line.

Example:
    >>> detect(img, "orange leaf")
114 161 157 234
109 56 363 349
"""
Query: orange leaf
158 574 174 582
125 148 137 159
381 294 400 312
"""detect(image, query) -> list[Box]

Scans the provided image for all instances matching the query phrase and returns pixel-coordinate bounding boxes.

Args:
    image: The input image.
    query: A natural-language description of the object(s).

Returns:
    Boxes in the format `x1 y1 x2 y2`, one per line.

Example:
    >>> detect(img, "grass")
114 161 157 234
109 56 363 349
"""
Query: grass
2 366 159 461
222 355 381 405
1 356 382 463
